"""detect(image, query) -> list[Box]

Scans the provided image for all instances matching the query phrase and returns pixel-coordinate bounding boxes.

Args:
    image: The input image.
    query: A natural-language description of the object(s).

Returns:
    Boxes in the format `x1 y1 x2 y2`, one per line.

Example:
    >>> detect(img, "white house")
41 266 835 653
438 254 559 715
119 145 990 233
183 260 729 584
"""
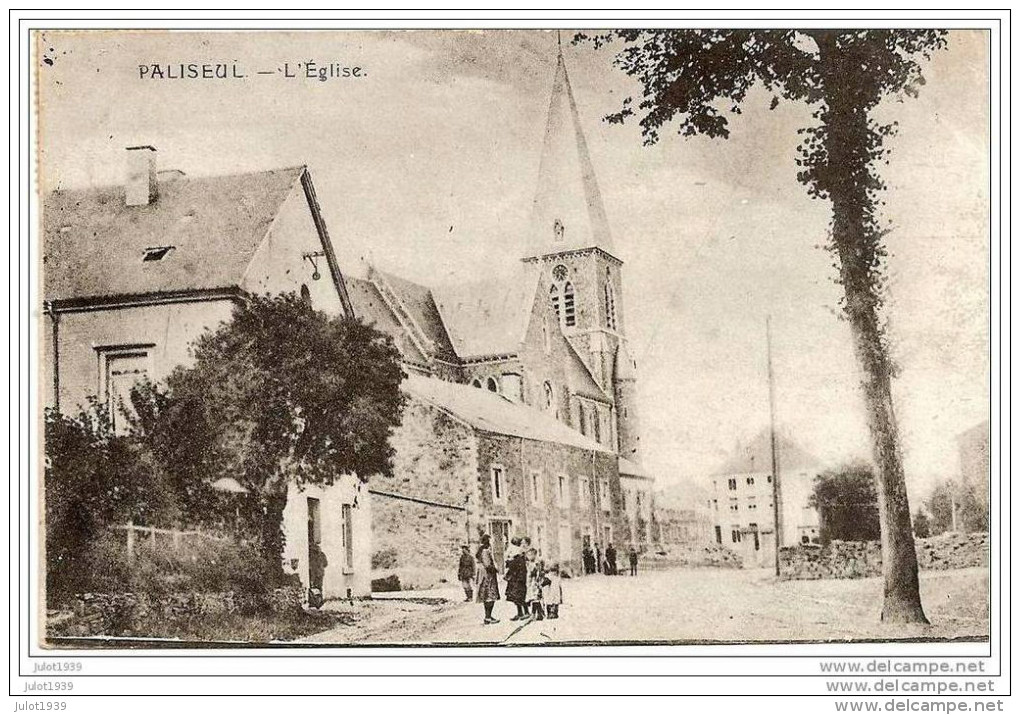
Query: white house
708 430 822 562
42 146 372 597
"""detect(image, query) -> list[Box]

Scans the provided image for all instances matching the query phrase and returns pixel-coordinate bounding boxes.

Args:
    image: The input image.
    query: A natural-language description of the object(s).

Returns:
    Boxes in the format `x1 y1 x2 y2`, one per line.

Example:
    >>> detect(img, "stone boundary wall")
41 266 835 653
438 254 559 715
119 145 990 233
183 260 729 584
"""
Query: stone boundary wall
643 542 743 570
780 532 989 580
61 587 303 636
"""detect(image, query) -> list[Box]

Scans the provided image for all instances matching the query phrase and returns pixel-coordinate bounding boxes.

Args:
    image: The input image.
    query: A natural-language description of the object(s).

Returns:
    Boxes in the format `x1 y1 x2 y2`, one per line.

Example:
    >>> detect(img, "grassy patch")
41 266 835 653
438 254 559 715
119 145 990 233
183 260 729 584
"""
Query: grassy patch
49 607 357 644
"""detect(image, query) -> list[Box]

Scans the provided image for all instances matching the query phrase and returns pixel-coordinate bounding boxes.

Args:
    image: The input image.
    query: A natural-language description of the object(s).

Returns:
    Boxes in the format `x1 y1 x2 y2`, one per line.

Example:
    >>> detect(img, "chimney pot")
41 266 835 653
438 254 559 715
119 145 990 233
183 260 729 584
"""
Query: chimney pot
125 145 157 207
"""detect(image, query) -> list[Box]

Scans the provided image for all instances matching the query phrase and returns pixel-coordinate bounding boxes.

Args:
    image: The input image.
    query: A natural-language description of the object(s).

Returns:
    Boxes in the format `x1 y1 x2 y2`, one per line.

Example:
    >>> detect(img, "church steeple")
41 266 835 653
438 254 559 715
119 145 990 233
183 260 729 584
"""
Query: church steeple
525 45 614 260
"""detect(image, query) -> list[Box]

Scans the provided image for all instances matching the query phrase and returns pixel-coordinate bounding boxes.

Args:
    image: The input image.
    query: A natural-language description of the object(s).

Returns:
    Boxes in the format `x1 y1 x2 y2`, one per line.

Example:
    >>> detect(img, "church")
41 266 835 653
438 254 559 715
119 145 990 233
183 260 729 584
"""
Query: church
348 50 655 580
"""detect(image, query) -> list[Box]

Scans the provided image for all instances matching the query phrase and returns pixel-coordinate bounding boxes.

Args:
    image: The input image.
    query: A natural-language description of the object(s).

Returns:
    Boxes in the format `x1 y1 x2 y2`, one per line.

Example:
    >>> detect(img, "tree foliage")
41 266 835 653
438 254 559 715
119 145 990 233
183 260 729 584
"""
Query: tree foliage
44 400 177 600
577 29 946 327
578 29 948 623
912 509 931 539
129 293 406 572
45 292 406 598
924 478 988 535
809 462 881 543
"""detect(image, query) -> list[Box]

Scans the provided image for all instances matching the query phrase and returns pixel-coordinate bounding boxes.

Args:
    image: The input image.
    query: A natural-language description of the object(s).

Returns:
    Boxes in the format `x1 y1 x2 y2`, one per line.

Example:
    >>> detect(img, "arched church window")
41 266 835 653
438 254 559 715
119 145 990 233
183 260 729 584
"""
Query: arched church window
549 284 561 321
486 377 499 393
300 284 312 305
604 269 617 330
543 381 554 411
553 219 565 244
472 378 482 388
542 315 551 354
563 282 576 327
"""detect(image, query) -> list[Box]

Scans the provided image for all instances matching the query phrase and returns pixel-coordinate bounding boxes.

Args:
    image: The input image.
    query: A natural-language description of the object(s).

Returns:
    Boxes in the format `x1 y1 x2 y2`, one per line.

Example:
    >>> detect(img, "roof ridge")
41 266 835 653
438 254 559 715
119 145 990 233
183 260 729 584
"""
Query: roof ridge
46 165 307 195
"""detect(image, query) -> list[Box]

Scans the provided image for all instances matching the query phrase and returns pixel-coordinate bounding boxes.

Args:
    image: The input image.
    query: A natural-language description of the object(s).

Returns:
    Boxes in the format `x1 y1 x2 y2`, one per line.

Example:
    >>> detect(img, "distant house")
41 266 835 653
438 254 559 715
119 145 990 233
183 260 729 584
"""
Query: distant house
956 419 990 532
653 482 715 548
41 146 371 598
619 461 655 549
708 430 822 559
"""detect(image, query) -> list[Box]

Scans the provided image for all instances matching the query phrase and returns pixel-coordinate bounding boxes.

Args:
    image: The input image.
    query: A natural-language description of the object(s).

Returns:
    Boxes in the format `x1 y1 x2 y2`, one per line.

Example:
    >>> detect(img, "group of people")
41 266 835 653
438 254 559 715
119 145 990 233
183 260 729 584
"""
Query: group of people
458 535 563 625
582 542 640 576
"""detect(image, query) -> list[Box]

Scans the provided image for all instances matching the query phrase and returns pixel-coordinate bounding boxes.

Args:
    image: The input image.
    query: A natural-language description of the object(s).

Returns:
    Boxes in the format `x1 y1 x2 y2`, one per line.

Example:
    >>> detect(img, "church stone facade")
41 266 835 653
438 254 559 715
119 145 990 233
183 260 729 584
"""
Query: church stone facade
349 52 652 579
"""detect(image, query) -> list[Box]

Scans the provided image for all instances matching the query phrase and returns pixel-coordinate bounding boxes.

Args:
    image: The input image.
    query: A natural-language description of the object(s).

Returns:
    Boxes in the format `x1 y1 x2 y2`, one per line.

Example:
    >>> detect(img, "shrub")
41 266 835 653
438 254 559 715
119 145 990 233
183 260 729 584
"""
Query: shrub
371 547 399 570
63 531 273 603
44 402 180 604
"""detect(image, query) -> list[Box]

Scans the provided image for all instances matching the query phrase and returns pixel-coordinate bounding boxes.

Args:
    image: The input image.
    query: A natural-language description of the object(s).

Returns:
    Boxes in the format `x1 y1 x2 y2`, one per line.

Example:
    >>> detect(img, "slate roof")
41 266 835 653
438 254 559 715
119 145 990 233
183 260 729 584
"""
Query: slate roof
346 276 429 365
403 374 613 454
43 167 306 303
526 52 614 259
369 269 460 362
714 430 822 476
563 338 611 402
432 269 536 360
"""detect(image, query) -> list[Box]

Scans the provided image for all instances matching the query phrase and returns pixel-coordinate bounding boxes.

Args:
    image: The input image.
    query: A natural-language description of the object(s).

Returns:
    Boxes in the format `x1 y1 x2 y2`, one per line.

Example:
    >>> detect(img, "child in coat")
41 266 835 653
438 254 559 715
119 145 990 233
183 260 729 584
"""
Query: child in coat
524 547 545 620
543 563 563 619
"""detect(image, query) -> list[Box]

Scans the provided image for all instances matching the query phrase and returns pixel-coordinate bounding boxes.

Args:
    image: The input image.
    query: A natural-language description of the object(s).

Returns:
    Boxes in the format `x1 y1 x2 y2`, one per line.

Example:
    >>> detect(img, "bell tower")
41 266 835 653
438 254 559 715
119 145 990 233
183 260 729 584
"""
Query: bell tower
522 44 628 394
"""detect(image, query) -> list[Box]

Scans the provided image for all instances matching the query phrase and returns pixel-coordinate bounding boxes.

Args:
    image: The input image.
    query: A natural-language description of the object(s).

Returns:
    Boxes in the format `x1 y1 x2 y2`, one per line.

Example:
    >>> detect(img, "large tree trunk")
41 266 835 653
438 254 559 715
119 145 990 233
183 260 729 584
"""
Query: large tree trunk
817 31 929 624
841 294 928 624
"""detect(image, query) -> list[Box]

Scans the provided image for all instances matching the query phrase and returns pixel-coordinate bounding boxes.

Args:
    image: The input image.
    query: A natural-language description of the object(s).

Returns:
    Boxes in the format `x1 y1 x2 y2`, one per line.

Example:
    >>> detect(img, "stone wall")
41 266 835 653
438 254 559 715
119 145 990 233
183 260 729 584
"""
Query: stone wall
475 432 622 575
643 543 743 570
780 532 989 580
59 587 303 637
370 395 477 587
916 531 990 570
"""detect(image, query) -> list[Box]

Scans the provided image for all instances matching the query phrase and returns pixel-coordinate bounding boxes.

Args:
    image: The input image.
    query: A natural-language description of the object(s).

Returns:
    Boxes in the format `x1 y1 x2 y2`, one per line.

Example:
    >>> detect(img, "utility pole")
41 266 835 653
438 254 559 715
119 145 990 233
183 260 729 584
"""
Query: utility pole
767 316 783 577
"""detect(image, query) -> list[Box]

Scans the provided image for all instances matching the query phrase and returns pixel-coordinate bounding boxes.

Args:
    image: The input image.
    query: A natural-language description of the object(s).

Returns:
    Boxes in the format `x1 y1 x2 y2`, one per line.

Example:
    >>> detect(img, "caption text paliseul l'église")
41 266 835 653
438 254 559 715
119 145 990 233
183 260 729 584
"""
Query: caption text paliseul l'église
138 62 366 82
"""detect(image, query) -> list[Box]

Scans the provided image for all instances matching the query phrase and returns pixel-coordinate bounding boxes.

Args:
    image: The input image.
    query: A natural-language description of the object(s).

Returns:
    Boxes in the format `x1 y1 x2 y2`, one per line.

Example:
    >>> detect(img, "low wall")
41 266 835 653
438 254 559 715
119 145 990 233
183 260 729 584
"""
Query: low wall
780 532 989 580
643 542 743 570
60 587 304 637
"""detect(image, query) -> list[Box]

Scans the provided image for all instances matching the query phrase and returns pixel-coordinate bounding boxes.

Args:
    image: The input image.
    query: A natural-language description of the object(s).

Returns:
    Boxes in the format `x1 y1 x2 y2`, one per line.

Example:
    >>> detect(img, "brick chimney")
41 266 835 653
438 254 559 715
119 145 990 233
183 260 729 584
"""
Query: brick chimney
125 145 157 206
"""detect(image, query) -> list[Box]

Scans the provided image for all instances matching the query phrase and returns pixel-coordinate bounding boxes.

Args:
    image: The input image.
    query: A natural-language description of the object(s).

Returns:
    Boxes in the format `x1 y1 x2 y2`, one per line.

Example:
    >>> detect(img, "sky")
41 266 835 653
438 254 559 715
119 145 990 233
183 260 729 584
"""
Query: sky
37 29 990 500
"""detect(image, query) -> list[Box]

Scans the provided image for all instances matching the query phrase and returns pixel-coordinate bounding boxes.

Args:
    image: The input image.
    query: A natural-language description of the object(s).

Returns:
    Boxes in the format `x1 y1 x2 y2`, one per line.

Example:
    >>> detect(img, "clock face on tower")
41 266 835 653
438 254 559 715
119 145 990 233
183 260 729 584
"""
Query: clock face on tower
552 264 568 282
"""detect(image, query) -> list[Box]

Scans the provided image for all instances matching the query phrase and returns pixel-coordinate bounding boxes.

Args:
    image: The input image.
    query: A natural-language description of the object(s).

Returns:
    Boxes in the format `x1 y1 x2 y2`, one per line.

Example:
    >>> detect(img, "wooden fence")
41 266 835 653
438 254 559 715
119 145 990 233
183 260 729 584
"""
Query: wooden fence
108 522 231 564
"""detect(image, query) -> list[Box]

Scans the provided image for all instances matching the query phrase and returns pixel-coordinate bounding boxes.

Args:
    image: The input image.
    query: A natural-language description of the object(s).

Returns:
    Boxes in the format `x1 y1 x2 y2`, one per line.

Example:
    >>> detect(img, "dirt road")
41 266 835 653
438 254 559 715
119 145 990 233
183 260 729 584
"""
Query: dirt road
299 566 989 646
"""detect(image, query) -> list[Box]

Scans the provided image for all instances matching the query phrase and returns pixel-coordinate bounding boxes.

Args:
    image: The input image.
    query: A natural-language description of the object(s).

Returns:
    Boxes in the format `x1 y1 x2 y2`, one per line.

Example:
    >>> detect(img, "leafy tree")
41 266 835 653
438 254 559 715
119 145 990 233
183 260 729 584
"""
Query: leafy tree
130 293 405 578
925 480 956 535
577 29 948 623
955 480 989 533
912 509 931 539
809 462 881 543
44 400 176 602
924 478 988 535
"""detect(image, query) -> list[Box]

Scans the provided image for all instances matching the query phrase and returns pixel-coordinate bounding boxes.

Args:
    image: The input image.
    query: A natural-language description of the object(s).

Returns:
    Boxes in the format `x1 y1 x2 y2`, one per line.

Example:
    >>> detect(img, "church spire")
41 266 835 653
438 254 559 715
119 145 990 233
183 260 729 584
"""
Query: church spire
525 43 614 260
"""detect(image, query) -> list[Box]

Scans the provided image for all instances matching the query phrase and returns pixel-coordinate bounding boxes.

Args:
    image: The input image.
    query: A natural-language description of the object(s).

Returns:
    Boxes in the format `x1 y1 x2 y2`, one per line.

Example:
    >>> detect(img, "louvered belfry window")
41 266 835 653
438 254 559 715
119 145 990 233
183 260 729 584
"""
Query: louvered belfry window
563 282 575 327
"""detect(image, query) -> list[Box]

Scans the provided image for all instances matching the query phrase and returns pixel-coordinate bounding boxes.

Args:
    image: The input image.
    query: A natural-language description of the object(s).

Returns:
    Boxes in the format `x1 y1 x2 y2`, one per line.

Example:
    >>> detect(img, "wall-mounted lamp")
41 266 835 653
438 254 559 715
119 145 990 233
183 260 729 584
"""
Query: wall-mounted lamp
303 251 326 281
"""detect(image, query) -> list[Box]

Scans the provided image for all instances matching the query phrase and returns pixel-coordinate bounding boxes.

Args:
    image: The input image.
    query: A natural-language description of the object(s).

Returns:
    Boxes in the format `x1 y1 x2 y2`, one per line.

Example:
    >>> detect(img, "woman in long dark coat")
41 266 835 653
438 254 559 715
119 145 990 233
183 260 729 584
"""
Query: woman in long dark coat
504 539 528 621
475 534 500 625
